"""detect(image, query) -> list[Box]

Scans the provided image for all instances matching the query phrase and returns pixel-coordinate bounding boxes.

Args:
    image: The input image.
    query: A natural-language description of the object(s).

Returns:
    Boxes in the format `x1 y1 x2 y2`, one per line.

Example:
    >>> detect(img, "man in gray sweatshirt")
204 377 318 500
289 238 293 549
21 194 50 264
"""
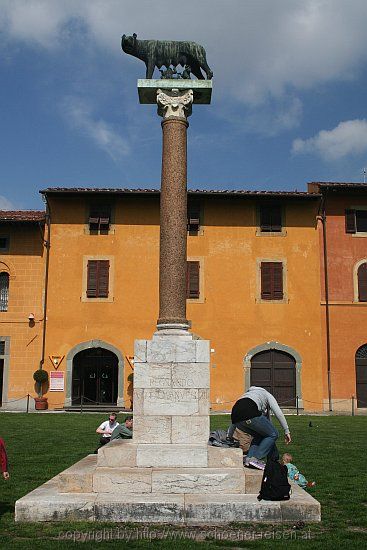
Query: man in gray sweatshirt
227 386 291 470
110 416 133 441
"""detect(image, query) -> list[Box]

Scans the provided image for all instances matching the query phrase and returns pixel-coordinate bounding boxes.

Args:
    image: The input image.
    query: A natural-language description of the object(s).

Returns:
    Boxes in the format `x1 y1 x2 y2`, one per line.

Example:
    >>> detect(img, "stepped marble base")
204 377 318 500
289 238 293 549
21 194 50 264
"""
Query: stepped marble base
15 333 321 524
15 454 321 523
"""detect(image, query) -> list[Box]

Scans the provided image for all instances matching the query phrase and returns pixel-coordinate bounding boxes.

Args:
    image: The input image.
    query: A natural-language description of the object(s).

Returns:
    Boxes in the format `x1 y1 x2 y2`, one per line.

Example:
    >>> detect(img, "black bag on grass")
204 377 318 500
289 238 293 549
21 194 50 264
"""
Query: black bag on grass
208 429 240 448
257 458 291 501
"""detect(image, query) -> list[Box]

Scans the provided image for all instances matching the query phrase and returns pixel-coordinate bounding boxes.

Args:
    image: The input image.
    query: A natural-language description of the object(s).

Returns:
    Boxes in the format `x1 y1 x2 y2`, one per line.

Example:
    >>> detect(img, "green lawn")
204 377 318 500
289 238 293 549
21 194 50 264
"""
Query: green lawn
0 413 366 549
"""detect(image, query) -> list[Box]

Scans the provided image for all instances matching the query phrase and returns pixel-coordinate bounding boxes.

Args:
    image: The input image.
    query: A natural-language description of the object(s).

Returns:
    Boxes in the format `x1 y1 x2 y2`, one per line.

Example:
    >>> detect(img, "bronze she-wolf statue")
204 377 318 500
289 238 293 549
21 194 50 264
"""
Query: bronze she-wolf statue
121 33 213 80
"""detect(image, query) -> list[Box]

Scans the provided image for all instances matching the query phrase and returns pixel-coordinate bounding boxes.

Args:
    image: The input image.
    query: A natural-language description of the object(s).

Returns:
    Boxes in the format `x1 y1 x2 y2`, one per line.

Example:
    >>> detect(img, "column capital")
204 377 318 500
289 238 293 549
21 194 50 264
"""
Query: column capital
157 88 193 120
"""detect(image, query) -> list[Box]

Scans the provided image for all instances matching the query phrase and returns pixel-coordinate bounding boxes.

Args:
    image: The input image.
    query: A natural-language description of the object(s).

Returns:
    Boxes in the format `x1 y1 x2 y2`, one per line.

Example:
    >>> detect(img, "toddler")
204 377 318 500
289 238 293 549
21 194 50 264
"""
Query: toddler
282 453 315 488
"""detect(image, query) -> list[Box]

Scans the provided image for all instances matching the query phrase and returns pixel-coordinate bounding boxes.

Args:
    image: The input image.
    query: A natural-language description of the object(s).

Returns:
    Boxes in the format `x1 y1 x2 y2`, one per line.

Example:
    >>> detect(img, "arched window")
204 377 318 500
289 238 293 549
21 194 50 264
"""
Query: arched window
0 272 9 311
357 263 367 302
356 345 367 408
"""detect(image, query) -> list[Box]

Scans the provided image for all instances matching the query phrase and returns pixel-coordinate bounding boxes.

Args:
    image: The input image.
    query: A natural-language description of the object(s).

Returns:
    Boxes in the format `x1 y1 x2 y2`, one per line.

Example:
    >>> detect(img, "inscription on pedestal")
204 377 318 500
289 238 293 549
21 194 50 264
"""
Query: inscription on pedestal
172 364 210 388
133 337 211 438
144 388 199 415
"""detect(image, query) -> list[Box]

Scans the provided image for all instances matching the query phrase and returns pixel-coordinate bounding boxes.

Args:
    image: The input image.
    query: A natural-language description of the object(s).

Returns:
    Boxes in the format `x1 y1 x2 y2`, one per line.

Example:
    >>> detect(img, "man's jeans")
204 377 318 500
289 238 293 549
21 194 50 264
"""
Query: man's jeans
228 415 278 460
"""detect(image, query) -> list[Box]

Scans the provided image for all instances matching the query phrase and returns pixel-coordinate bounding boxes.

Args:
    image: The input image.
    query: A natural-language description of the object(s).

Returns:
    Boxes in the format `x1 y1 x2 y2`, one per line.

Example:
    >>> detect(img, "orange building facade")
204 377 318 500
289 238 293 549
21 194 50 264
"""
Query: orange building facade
0 211 46 410
1 183 366 413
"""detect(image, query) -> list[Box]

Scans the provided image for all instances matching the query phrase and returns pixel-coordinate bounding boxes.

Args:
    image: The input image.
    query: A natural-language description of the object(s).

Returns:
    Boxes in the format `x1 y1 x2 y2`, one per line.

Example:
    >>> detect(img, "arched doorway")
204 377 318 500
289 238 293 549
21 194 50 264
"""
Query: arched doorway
72 347 118 406
356 345 367 408
250 349 296 407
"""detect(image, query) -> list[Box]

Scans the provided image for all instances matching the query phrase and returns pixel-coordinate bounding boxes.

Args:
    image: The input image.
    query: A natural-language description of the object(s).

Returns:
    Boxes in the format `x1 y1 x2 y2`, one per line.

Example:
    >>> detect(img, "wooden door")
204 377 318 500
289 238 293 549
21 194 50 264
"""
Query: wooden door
251 349 296 407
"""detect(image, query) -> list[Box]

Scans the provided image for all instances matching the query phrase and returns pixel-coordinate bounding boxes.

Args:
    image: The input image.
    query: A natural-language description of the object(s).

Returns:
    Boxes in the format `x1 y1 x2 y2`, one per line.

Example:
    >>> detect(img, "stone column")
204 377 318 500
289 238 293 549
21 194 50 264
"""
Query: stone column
156 88 193 331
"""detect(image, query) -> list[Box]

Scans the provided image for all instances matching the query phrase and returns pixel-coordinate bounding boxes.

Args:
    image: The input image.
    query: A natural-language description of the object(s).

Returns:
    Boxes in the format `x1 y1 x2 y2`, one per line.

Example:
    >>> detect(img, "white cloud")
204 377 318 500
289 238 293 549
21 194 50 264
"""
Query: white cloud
245 97 303 137
2 0 367 106
292 119 367 160
0 0 79 48
0 195 16 209
62 96 130 161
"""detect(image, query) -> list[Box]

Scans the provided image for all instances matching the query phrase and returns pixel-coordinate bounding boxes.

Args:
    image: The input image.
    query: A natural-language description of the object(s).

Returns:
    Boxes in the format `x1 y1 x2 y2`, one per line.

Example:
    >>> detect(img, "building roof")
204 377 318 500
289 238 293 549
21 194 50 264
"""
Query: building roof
40 187 320 199
0 210 45 223
308 182 367 192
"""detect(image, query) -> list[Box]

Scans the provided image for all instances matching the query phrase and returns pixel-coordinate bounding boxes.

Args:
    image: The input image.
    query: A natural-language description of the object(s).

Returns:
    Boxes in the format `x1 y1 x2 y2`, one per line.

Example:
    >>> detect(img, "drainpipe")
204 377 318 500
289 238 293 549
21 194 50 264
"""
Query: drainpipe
39 194 51 371
320 189 332 411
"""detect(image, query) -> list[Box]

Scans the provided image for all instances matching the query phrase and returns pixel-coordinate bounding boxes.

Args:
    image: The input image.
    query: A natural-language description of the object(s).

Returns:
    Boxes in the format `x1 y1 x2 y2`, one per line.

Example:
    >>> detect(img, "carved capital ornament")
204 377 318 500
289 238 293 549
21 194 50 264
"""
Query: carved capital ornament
157 88 194 120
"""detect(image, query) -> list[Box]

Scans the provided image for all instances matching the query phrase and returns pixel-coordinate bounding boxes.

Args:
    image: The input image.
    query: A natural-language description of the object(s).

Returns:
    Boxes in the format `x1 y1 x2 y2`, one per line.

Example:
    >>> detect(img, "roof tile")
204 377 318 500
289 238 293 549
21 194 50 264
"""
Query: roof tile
0 210 45 222
40 187 319 198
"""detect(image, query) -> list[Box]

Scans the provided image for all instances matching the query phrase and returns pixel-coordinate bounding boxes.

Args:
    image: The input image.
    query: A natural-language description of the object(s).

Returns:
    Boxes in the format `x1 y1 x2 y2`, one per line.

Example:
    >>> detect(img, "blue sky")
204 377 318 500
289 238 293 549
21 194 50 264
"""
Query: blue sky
1 0 367 210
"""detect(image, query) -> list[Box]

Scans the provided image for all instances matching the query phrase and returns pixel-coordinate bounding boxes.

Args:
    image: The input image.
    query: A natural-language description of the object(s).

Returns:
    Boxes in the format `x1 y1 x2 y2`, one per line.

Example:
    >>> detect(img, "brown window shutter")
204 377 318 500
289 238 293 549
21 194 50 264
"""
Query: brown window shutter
89 212 100 230
261 262 283 300
271 206 282 232
97 260 110 298
345 209 356 233
99 210 111 229
356 210 367 232
87 261 98 297
358 263 367 302
260 206 272 231
89 206 111 232
187 202 201 232
186 261 200 299
261 262 272 299
87 260 110 298
273 262 284 299
260 204 282 232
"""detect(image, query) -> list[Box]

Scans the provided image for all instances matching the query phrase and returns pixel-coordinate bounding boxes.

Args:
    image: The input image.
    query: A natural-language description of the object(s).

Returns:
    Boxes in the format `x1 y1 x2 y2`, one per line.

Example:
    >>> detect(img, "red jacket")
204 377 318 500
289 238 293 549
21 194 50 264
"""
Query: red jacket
0 438 8 473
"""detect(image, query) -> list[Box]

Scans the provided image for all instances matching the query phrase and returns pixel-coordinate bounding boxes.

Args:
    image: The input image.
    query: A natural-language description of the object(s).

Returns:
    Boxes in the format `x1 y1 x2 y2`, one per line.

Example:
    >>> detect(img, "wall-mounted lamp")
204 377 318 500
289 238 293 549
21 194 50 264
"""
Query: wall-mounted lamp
28 313 35 321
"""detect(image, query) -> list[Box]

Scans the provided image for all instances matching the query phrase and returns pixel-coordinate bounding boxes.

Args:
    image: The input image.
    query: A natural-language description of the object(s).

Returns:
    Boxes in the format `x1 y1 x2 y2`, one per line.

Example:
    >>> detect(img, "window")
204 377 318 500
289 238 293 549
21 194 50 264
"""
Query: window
259 204 282 232
358 263 367 302
0 237 9 252
186 261 200 299
88 206 111 234
187 201 201 234
345 209 367 234
260 262 283 300
86 260 110 298
0 273 9 311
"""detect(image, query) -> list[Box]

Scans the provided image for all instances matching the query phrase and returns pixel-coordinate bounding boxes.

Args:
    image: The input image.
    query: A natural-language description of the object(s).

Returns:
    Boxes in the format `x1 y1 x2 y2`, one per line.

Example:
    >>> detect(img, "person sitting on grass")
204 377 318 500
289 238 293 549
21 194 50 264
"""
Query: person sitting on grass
0 438 10 480
110 416 133 441
282 453 315 488
95 413 119 451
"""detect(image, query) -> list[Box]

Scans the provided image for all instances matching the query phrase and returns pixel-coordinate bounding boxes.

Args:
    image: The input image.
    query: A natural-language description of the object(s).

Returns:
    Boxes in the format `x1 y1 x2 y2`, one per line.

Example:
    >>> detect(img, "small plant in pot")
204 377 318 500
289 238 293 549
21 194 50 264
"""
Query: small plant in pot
127 372 134 410
33 369 49 410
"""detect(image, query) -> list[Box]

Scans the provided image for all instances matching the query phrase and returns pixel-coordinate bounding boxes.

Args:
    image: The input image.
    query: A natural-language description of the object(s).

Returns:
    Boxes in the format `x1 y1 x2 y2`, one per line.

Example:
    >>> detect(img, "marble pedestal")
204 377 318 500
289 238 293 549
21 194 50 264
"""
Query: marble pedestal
15 331 321 524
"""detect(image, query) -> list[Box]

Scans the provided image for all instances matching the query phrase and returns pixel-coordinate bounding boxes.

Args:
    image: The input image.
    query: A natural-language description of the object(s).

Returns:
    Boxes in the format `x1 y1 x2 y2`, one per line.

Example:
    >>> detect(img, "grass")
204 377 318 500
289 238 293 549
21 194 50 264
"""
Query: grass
0 413 366 548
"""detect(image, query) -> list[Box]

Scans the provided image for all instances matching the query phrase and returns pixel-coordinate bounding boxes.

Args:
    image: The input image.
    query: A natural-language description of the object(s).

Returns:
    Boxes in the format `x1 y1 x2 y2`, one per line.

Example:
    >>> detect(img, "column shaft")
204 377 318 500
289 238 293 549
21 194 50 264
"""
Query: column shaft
157 117 189 328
